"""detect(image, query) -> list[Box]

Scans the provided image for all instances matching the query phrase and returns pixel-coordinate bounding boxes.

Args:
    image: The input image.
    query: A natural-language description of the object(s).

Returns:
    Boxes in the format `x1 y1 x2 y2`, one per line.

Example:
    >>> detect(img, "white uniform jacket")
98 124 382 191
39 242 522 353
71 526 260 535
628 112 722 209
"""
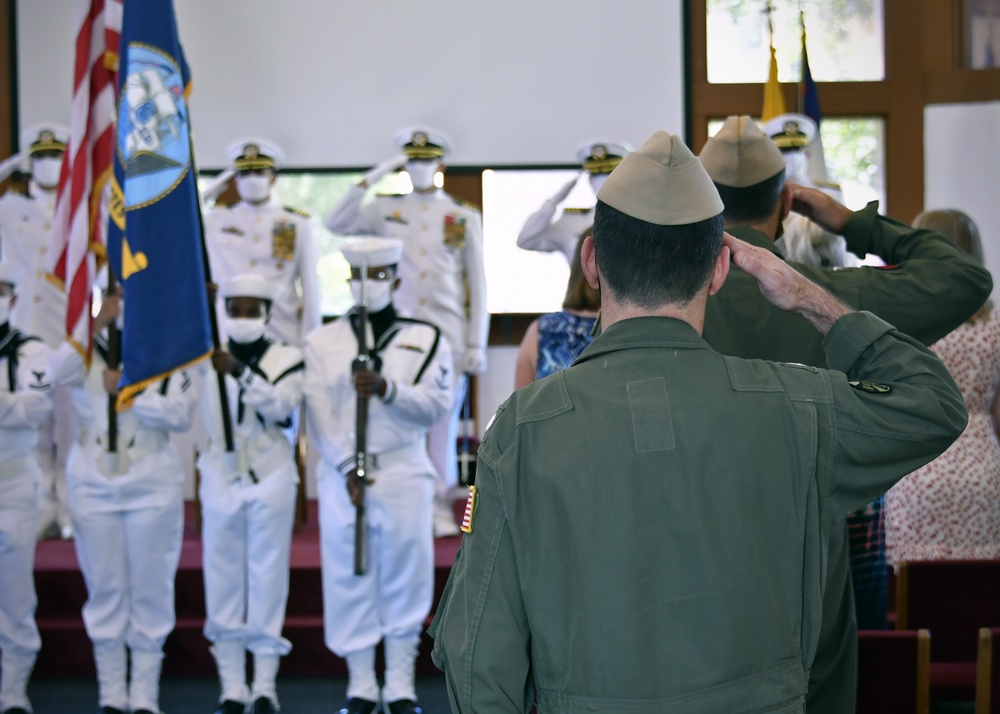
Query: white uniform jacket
199 341 304 483
0 189 66 347
325 186 488 362
205 199 319 346
56 337 197 509
516 203 594 264
0 327 53 463
304 312 454 481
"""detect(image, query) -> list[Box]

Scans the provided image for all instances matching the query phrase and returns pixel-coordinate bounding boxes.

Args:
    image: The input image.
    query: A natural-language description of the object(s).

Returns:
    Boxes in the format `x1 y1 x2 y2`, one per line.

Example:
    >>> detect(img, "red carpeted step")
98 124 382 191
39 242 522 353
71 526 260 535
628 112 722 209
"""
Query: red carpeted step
33 500 462 679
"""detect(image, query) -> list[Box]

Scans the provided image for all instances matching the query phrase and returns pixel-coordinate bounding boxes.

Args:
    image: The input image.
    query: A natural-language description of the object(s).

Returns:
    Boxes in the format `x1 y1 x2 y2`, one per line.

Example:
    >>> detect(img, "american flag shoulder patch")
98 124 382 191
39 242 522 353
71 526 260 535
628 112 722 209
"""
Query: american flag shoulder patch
460 486 478 534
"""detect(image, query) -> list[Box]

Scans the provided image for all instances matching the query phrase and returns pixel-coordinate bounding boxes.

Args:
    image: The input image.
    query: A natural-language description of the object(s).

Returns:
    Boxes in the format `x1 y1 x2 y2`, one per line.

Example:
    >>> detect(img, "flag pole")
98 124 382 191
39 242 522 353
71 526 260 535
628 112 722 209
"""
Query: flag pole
106 263 121 453
192 154 235 454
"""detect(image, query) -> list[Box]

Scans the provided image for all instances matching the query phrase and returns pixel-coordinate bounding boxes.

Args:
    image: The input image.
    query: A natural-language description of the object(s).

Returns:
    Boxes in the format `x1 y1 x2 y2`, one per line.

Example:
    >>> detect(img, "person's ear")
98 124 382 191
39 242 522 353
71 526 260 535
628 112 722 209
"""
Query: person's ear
581 235 599 289
707 244 731 296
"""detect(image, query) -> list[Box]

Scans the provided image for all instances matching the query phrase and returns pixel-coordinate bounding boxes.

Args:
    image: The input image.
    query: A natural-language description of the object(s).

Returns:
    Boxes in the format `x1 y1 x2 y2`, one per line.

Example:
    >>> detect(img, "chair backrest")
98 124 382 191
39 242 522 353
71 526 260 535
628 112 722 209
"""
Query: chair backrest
857 629 931 714
896 560 1000 662
978 627 1000 714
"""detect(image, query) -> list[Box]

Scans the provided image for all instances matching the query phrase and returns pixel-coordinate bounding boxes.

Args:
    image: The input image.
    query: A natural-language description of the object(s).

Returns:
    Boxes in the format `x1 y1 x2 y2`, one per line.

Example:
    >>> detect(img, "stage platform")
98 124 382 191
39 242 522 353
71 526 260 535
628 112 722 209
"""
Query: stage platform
32 500 461 679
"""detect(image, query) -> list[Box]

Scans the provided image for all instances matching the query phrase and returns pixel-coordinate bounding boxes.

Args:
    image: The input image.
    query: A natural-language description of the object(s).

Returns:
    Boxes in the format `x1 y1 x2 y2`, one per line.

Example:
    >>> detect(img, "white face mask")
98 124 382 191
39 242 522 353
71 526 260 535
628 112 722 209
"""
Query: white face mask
32 157 62 188
589 172 609 195
226 317 267 344
405 161 439 191
235 174 272 203
349 279 393 312
0 296 11 325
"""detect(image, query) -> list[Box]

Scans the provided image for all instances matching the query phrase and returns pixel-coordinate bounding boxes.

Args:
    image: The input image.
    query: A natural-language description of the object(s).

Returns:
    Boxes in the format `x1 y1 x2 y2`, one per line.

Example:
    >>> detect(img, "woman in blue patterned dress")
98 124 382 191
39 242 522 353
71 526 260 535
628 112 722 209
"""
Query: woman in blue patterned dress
515 232 601 388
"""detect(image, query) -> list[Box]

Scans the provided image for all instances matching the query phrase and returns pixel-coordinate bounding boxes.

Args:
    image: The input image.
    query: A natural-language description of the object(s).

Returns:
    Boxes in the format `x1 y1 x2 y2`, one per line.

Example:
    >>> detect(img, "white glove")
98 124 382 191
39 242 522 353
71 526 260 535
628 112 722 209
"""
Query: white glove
361 153 409 188
548 173 583 206
0 152 28 183
202 167 236 202
461 347 488 375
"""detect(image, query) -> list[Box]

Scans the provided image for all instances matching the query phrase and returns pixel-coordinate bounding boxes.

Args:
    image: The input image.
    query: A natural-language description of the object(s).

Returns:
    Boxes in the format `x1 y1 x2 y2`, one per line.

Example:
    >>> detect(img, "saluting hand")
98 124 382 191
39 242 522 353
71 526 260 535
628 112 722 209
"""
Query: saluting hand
788 183 853 234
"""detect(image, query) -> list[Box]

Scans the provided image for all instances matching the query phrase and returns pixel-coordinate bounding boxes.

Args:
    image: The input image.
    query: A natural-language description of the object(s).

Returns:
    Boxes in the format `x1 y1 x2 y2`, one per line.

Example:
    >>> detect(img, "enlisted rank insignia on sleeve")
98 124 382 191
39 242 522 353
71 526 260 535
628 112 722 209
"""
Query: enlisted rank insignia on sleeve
849 380 892 394
443 214 466 249
272 221 296 260
460 485 478 534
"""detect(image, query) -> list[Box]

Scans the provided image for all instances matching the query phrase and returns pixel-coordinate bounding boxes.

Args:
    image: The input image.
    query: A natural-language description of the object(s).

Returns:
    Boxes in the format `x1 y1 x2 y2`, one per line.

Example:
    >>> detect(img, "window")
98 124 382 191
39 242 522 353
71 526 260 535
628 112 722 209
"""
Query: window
706 0 885 83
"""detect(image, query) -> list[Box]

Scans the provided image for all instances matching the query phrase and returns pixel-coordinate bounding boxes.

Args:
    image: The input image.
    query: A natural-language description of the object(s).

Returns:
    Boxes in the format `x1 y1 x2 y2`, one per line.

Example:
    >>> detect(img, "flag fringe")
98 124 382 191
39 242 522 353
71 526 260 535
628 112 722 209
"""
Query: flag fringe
115 349 212 411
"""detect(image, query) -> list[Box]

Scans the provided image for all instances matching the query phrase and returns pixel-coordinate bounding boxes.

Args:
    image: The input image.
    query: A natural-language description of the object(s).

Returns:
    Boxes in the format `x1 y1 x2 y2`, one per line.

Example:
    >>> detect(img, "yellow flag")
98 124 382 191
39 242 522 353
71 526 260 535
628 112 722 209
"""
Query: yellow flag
762 42 786 122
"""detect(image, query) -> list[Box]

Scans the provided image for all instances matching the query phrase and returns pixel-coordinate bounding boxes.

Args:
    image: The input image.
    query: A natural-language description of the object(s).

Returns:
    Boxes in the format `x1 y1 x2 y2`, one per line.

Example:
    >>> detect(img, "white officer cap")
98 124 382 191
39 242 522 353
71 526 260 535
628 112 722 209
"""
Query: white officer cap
576 138 632 174
762 113 817 151
699 115 788 188
21 124 69 156
341 237 405 269
597 130 723 226
226 137 285 171
219 274 277 302
395 126 450 160
0 262 20 289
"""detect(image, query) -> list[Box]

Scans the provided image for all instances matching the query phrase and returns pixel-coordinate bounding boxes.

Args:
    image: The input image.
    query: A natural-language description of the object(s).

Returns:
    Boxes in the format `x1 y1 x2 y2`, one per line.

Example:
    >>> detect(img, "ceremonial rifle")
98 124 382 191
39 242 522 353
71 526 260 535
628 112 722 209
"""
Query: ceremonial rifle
352 259 370 576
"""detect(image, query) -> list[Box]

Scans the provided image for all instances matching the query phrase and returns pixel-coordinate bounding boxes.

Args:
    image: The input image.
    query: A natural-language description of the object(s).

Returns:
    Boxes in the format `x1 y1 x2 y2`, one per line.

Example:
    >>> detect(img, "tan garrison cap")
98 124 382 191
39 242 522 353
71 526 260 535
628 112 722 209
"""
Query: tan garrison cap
596 131 723 226
699 116 787 188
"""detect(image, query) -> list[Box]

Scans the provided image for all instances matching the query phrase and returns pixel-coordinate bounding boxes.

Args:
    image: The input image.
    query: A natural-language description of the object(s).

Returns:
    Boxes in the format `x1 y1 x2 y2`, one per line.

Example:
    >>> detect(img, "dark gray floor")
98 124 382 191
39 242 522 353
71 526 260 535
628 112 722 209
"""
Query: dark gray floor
28 676 452 714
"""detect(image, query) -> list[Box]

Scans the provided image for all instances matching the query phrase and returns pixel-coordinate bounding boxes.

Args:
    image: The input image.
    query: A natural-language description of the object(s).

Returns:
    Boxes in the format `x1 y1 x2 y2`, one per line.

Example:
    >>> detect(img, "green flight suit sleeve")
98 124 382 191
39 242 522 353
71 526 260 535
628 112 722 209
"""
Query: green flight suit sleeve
430 404 534 713
818 310 968 520
819 202 993 345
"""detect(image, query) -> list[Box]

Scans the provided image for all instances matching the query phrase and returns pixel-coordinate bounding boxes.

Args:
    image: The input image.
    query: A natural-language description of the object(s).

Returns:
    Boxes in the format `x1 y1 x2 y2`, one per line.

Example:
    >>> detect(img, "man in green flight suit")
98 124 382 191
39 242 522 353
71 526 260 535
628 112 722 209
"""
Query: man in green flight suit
430 129 968 713
698 115 993 713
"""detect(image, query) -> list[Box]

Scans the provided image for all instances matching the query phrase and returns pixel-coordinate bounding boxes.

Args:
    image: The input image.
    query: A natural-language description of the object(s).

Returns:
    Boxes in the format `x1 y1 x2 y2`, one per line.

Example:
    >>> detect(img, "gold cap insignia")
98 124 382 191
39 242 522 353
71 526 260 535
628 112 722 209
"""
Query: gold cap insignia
412 132 428 147
39 130 54 144
244 144 260 159
592 145 608 161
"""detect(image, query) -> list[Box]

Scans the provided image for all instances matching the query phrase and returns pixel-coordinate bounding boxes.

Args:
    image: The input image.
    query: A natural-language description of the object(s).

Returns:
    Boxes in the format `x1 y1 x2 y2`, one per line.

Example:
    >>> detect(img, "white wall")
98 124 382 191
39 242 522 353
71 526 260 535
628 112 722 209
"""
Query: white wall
924 102 1000 300
17 0 686 168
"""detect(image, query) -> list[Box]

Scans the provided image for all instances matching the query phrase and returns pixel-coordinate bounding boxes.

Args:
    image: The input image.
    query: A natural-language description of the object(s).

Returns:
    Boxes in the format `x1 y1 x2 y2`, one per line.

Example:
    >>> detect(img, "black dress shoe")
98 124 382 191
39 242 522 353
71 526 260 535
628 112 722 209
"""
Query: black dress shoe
386 700 423 714
213 700 247 714
250 697 277 714
337 698 379 714
2 708 30 714
133 710 157 714
97 708 125 714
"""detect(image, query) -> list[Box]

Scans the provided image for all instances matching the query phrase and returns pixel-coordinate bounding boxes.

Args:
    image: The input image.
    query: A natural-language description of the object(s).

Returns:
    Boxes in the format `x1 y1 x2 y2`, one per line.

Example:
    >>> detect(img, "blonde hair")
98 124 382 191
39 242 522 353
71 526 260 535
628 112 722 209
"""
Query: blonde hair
914 209 992 320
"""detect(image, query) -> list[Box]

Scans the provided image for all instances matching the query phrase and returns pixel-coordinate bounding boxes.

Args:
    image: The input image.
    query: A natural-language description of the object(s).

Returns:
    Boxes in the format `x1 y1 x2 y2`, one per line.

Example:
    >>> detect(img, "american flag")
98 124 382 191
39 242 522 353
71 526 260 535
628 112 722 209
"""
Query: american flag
50 0 123 358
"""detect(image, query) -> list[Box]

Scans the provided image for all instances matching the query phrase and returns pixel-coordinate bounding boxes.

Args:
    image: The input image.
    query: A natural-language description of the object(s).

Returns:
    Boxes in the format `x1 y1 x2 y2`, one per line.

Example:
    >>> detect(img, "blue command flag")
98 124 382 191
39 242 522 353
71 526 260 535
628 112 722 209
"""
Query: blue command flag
107 0 211 408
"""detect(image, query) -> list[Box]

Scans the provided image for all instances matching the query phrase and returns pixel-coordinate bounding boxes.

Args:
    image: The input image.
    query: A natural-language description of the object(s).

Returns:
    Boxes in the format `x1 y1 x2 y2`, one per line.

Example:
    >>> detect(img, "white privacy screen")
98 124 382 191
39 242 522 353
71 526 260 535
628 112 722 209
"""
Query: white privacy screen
17 0 685 168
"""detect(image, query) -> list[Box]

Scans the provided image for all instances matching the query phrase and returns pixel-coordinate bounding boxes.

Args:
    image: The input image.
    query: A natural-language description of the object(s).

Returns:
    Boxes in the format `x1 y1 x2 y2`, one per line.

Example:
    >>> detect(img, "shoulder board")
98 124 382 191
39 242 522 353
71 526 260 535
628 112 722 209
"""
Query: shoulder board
814 179 842 190
451 196 481 212
283 205 310 218
562 207 593 215
376 192 406 198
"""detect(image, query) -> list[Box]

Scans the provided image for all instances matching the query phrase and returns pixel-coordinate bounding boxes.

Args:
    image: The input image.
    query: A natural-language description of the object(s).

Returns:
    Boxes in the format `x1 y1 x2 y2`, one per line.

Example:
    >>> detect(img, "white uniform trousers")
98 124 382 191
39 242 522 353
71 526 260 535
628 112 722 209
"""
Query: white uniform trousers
0 455 41 713
36 386 75 538
318 466 434 656
428 368 467 494
199 462 296 656
68 484 183 652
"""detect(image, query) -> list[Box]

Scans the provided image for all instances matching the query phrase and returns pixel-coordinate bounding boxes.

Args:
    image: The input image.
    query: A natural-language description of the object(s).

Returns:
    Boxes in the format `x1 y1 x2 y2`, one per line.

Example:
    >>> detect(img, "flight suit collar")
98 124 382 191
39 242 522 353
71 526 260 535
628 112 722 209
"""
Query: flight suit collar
727 225 783 256
574 315 712 366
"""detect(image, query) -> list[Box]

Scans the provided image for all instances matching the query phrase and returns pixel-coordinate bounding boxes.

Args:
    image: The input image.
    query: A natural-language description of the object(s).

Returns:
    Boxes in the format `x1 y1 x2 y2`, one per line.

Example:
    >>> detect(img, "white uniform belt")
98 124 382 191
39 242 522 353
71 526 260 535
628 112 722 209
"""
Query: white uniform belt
80 430 168 464
365 441 426 472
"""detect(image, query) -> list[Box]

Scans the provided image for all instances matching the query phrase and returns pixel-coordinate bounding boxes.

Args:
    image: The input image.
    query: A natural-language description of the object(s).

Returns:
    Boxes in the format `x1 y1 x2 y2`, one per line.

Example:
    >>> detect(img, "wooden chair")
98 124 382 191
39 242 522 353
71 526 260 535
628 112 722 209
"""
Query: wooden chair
896 560 1000 701
977 627 1000 714
857 629 931 714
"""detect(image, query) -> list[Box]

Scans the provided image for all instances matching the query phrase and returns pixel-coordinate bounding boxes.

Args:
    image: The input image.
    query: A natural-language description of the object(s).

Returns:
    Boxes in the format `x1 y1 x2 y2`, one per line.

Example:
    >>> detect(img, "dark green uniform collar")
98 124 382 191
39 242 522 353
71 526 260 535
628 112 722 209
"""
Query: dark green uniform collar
726 225 783 255
575 315 711 366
